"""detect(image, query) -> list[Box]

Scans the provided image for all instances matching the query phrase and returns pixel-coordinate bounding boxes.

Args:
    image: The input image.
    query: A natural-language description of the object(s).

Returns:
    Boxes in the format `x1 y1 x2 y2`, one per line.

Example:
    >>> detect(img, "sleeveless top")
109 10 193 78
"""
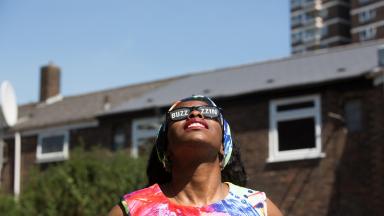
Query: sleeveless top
119 183 268 216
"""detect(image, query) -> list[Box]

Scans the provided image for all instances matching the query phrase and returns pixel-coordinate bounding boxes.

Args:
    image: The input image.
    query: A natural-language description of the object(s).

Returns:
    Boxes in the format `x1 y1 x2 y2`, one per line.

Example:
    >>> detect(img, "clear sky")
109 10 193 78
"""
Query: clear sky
0 1 290 104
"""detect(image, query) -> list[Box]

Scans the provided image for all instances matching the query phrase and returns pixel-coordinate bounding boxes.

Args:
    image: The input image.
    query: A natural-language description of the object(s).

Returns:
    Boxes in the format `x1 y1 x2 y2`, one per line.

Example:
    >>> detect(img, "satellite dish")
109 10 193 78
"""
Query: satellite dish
0 81 18 127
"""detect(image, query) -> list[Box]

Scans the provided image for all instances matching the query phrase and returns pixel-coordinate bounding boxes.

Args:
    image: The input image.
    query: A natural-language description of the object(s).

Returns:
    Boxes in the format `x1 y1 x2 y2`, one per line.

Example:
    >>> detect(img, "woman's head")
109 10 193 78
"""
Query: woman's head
146 95 246 186
166 99 224 166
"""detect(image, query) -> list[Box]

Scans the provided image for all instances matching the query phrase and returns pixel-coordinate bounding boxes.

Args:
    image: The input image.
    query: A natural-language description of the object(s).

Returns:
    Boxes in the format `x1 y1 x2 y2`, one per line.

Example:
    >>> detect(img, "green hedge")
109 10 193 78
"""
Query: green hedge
0 147 147 216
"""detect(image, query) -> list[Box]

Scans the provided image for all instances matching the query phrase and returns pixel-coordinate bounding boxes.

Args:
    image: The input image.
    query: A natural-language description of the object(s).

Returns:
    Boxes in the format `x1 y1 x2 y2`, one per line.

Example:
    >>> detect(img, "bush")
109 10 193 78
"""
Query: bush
0 193 21 216
1 147 147 216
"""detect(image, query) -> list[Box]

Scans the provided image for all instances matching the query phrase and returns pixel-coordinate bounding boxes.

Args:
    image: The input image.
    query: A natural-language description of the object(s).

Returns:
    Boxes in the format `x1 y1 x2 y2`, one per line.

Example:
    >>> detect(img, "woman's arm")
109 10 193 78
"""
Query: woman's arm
107 205 124 216
266 198 283 216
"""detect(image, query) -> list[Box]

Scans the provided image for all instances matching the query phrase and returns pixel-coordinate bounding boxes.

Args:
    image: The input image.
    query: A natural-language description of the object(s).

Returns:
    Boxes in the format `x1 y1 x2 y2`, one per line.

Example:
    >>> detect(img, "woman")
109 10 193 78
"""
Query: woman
109 95 283 216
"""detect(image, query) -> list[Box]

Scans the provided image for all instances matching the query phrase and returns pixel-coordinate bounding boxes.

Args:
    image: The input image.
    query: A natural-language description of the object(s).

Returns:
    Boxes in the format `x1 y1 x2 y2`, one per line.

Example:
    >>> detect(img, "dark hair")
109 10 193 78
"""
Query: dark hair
146 131 247 187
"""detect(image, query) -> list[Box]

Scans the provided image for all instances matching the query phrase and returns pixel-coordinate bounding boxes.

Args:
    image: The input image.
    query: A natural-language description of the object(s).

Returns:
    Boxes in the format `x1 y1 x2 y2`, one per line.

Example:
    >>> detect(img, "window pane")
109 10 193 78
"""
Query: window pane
113 127 126 150
132 117 162 157
278 118 316 151
42 135 65 153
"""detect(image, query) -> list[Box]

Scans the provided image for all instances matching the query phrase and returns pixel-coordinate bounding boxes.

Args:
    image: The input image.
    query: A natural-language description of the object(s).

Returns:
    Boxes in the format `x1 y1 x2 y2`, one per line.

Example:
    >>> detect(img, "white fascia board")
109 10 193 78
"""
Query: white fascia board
2 120 99 139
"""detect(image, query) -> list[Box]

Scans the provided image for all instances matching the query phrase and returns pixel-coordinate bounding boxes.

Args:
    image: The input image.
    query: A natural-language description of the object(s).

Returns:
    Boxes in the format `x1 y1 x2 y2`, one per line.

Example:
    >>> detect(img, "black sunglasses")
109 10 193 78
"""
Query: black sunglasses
167 106 222 122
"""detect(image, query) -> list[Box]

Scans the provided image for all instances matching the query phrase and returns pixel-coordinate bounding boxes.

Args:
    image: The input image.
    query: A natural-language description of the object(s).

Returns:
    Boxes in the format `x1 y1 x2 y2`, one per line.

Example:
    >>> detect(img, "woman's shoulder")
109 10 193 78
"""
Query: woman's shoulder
226 183 283 216
122 184 164 202
226 182 267 211
227 182 266 202
118 184 168 216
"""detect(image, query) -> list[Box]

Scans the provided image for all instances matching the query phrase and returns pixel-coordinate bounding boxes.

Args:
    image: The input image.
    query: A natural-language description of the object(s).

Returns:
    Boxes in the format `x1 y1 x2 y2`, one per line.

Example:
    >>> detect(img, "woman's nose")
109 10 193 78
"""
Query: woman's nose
188 110 203 119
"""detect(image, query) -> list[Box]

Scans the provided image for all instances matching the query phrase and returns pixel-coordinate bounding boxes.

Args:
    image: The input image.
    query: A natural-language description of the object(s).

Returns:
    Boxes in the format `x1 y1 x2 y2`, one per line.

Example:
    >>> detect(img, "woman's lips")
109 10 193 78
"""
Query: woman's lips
184 118 208 130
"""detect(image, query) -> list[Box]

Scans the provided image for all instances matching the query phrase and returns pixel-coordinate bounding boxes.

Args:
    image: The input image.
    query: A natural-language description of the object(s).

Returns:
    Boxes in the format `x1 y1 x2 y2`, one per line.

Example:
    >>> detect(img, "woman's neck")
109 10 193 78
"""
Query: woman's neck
165 160 229 207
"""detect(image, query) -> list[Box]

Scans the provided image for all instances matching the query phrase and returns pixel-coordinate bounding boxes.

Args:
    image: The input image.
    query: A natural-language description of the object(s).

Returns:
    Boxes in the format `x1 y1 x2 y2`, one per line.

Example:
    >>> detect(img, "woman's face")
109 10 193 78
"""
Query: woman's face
166 100 223 160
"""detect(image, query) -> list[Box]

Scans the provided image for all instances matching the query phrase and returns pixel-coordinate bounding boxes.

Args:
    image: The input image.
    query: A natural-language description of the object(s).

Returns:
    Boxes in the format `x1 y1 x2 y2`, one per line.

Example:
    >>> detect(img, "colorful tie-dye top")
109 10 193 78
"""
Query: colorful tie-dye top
119 183 267 216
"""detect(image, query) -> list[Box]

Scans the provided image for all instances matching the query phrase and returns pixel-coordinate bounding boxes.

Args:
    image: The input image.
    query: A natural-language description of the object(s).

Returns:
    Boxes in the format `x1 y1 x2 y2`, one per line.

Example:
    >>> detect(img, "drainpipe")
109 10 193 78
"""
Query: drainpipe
14 132 21 200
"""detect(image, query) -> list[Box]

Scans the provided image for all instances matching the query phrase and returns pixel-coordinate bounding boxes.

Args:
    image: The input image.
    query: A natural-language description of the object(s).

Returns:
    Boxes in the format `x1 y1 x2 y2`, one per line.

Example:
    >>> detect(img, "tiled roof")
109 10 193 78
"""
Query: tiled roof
104 40 384 115
13 77 184 131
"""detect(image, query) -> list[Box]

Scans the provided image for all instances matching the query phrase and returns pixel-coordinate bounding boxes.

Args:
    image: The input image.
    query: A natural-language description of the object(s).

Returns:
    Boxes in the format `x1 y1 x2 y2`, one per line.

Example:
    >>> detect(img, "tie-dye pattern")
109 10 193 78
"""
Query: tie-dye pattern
120 183 267 216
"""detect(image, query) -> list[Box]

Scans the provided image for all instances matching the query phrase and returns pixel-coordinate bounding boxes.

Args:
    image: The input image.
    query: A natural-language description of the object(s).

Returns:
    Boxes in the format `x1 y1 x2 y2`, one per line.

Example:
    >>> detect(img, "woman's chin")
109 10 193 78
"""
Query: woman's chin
172 137 220 157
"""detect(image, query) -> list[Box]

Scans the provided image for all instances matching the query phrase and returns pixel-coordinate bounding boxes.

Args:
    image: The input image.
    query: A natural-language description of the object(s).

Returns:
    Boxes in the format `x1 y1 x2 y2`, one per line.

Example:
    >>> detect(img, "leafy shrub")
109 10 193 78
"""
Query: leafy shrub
1 147 147 216
0 193 21 216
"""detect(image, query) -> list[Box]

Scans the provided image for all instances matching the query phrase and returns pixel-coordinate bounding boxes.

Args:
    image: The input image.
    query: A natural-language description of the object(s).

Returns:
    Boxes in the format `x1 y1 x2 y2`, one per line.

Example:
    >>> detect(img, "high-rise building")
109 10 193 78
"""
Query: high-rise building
351 0 384 42
291 0 352 54
290 0 384 54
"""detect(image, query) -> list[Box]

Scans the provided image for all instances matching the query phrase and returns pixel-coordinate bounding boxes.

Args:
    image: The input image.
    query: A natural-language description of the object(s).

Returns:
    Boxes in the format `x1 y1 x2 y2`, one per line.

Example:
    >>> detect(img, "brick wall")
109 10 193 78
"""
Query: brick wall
2 135 37 193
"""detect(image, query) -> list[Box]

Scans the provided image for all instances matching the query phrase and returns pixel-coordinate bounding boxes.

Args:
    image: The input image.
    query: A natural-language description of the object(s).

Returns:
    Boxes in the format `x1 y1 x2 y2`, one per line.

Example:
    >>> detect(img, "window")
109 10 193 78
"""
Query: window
37 131 69 163
131 117 163 157
319 9 328 19
292 46 306 54
359 27 376 41
291 0 302 8
303 28 316 42
303 12 315 24
358 9 376 23
112 126 126 150
291 14 303 26
344 100 362 132
268 95 324 162
320 26 328 38
292 31 303 43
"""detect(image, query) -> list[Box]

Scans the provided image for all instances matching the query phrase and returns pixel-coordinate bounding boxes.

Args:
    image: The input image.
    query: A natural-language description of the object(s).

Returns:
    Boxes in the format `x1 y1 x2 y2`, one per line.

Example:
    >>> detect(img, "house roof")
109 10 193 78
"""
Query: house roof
104 39 384 115
13 77 184 131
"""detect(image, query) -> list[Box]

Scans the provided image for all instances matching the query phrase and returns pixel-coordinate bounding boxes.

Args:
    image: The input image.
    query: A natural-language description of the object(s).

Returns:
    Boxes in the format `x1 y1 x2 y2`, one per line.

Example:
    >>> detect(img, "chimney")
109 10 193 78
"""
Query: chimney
39 63 61 102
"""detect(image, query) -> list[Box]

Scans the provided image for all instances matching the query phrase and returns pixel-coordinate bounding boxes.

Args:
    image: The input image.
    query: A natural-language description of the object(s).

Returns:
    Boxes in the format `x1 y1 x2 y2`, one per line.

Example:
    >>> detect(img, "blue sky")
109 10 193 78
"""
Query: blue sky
0 1 290 104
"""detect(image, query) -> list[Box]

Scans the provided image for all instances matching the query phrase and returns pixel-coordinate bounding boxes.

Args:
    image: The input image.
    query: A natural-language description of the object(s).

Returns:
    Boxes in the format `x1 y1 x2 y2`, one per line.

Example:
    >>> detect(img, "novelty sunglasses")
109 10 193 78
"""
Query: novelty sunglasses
167 106 222 122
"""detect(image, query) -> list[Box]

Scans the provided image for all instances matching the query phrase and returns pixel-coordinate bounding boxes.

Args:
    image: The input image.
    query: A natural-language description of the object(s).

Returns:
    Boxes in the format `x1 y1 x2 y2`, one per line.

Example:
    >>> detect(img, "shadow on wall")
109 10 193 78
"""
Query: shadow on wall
327 132 384 216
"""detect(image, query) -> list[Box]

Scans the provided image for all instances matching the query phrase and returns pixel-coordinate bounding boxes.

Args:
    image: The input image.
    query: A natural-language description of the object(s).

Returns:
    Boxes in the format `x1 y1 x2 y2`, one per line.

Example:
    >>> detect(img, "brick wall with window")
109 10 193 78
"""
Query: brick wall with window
2 77 383 215
216 78 383 216
351 5 384 25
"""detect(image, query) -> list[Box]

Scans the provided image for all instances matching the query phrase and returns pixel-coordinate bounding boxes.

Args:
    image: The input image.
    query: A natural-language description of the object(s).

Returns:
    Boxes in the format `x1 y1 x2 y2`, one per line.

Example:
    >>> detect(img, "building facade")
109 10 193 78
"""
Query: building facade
351 0 384 42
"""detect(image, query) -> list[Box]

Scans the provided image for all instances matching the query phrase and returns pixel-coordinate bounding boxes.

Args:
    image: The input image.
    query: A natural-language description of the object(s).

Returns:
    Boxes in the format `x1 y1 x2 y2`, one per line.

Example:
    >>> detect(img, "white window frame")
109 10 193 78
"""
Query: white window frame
36 130 69 163
267 95 325 163
131 116 162 157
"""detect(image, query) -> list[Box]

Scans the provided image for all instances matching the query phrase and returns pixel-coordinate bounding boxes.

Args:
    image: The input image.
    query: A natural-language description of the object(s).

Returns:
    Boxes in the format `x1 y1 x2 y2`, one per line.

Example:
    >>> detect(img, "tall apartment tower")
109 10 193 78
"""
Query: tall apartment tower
291 0 352 54
351 0 384 42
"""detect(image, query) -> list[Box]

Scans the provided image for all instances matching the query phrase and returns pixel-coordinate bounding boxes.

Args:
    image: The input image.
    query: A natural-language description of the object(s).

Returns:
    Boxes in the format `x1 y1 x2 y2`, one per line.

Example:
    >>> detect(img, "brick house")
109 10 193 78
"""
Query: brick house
1 39 384 215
